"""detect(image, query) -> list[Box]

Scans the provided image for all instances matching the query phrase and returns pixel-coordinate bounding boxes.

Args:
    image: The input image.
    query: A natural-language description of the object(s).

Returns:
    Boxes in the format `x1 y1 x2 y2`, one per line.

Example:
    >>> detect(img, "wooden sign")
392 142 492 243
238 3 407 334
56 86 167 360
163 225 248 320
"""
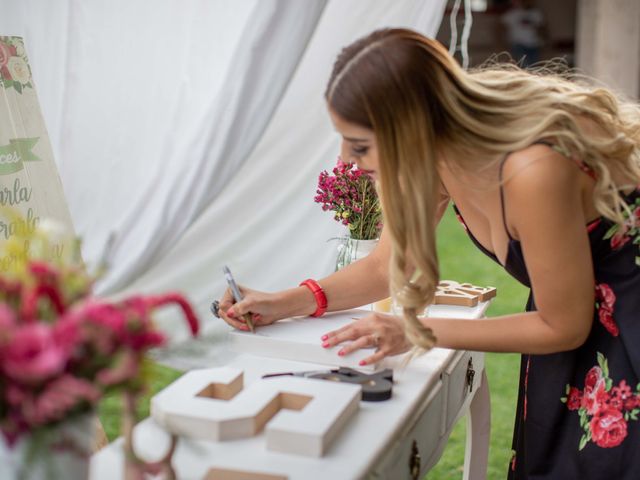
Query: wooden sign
0 36 109 451
0 36 75 268
151 367 361 457
434 281 497 307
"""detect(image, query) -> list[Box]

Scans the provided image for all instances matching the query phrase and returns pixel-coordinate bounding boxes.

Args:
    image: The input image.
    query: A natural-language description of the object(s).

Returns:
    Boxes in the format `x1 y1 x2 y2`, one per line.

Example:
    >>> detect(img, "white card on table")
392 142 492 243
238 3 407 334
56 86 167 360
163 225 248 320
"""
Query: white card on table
228 309 377 371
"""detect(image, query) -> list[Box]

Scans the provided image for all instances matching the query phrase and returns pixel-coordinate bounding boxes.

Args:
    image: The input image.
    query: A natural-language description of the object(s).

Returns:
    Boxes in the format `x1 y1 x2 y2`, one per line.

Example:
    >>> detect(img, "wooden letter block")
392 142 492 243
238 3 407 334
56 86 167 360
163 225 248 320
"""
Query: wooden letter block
151 367 361 457
205 468 288 480
435 281 497 307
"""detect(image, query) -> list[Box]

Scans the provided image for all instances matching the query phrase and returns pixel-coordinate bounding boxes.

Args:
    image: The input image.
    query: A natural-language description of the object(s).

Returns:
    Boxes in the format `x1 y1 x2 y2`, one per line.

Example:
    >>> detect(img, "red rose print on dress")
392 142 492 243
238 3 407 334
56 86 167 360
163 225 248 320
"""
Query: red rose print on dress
603 196 640 266
561 352 640 450
590 407 628 448
594 283 618 336
610 230 630 250
581 366 608 415
567 387 582 411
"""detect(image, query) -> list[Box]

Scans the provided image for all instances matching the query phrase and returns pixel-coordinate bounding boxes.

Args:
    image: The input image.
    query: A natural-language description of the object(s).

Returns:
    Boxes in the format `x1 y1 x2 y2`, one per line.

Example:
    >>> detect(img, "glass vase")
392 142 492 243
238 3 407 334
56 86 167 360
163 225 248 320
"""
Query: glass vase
335 236 379 271
0 413 95 480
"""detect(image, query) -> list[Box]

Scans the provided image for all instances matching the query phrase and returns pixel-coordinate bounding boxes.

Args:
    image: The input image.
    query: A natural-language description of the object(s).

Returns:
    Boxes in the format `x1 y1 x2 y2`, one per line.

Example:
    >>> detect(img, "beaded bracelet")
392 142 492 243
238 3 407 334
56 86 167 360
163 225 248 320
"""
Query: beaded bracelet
299 279 328 317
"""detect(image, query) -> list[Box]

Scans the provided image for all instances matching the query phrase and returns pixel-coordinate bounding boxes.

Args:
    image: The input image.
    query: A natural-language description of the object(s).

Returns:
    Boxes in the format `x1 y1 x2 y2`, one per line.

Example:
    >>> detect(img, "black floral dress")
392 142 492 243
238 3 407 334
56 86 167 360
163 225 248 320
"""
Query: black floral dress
454 144 640 478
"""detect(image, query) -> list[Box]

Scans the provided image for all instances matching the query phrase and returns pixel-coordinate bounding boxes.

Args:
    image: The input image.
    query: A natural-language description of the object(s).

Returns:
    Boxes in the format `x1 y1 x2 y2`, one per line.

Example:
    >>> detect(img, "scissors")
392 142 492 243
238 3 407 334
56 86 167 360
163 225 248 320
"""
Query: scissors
263 367 393 402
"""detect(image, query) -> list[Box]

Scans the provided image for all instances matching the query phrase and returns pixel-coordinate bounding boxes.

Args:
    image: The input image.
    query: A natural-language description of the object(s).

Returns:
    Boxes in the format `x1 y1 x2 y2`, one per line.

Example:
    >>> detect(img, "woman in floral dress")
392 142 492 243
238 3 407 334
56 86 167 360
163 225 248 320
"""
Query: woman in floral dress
218 28 640 477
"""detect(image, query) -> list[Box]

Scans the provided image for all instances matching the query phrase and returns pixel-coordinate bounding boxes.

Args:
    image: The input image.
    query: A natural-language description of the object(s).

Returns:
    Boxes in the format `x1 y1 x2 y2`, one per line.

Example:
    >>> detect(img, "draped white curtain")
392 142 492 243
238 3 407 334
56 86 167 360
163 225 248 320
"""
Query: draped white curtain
0 0 446 340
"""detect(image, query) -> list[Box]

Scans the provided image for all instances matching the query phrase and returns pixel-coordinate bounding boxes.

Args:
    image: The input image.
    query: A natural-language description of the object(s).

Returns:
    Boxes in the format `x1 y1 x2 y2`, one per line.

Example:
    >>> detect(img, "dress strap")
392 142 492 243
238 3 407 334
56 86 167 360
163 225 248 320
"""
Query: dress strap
498 140 598 242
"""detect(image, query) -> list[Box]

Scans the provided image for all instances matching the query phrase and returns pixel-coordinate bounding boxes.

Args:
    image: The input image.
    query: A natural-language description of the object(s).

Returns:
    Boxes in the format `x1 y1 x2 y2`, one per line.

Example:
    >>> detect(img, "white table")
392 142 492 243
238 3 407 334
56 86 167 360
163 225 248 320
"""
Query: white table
90 303 491 480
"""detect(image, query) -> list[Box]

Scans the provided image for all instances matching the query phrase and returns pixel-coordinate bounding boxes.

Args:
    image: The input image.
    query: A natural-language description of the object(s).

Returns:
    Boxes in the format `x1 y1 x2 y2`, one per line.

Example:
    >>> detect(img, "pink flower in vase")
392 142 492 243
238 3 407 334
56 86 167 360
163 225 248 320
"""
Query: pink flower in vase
96 350 140 387
0 210 203 447
0 303 16 331
2 323 68 384
22 375 101 427
315 157 382 241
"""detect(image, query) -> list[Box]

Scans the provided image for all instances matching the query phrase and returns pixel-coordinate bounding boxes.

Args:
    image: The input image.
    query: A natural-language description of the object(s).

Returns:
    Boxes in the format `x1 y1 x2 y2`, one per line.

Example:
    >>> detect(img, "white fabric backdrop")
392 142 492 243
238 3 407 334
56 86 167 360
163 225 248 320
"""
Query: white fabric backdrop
0 0 446 340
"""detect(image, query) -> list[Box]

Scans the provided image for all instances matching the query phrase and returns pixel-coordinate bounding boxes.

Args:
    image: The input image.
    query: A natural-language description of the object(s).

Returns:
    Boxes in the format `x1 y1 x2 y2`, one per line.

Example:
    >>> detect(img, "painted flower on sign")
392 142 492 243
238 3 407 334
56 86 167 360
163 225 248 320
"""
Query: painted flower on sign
7 57 30 85
0 37 33 94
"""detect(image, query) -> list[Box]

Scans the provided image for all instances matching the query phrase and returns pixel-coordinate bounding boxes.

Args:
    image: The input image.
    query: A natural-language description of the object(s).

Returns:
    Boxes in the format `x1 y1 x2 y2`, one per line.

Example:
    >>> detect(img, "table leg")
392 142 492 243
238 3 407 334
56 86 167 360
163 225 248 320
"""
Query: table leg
463 369 490 480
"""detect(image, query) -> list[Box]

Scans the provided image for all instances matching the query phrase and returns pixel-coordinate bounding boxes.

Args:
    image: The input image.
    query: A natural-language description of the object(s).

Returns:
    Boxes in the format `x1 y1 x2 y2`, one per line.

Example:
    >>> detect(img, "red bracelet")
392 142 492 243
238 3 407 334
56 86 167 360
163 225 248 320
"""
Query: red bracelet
299 279 328 317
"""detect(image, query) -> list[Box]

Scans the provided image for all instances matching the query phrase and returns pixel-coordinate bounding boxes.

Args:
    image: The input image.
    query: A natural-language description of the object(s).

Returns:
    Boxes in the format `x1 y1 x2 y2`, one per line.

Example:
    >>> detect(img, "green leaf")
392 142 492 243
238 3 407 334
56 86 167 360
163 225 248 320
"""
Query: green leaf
565 384 570 394
603 224 619 240
579 435 588 451
625 412 630 421
635 256 640 267
580 412 587 428
605 378 613 391
560 397 567 403
597 352 609 378
14 82 22 94
630 411 638 421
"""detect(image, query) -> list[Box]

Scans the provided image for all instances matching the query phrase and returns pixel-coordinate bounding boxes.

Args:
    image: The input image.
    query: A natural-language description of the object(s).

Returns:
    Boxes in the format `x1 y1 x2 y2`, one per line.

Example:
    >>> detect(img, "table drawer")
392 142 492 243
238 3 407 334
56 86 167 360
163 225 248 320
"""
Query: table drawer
442 351 482 433
371 379 444 479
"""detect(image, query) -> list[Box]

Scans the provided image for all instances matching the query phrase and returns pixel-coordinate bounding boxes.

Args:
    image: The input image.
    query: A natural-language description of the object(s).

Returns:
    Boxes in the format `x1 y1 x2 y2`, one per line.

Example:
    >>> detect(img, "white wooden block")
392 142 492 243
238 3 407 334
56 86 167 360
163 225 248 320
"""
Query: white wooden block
228 310 377 371
424 300 491 320
150 367 361 457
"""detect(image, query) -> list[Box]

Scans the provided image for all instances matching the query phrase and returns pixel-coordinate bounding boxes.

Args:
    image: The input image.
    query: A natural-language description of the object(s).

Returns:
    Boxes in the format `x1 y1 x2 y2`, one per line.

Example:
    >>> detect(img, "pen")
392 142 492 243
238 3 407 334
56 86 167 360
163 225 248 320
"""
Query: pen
223 265 255 333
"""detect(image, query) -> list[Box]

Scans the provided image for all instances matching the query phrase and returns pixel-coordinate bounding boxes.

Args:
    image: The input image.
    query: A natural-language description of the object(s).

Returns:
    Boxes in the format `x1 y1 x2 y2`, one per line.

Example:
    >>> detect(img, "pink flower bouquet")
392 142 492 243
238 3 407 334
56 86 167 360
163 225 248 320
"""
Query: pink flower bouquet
0 218 199 447
314 158 382 241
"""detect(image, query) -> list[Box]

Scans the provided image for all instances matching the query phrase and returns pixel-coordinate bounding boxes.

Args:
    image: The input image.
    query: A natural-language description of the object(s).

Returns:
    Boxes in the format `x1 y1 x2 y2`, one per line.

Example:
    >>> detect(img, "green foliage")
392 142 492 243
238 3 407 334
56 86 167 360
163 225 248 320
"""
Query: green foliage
98 361 182 440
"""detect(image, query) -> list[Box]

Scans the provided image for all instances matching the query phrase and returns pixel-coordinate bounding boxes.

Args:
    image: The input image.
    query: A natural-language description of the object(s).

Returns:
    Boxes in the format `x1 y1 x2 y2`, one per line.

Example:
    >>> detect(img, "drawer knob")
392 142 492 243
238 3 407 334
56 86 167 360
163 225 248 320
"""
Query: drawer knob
409 440 421 479
466 357 475 393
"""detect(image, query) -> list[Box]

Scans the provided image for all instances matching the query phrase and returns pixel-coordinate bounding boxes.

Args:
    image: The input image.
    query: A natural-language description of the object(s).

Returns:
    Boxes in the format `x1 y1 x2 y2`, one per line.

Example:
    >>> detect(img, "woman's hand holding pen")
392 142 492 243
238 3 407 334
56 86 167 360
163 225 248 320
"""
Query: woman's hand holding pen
321 312 412 366
217 283 320 331
218 286 281 331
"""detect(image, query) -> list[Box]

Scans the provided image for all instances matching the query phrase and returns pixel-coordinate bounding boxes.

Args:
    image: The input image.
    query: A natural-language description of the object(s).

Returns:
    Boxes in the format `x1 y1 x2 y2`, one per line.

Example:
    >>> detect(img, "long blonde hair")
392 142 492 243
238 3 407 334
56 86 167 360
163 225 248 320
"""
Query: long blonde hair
325 28 640 351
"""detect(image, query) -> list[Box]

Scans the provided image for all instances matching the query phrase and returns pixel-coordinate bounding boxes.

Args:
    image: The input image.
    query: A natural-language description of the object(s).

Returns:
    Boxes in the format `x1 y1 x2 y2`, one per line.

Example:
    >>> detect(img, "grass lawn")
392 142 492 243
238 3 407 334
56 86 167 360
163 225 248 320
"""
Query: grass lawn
98 206 529 478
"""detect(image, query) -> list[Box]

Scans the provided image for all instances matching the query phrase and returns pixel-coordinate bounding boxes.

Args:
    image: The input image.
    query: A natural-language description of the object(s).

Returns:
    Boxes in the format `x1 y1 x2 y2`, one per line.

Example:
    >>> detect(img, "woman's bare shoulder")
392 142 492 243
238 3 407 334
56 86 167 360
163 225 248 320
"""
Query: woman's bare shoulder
501 143 580 194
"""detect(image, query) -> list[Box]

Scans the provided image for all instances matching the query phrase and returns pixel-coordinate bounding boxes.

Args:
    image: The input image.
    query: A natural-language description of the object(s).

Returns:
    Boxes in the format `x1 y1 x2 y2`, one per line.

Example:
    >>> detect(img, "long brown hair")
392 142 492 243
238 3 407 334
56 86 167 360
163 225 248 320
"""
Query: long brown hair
326 28 640 351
